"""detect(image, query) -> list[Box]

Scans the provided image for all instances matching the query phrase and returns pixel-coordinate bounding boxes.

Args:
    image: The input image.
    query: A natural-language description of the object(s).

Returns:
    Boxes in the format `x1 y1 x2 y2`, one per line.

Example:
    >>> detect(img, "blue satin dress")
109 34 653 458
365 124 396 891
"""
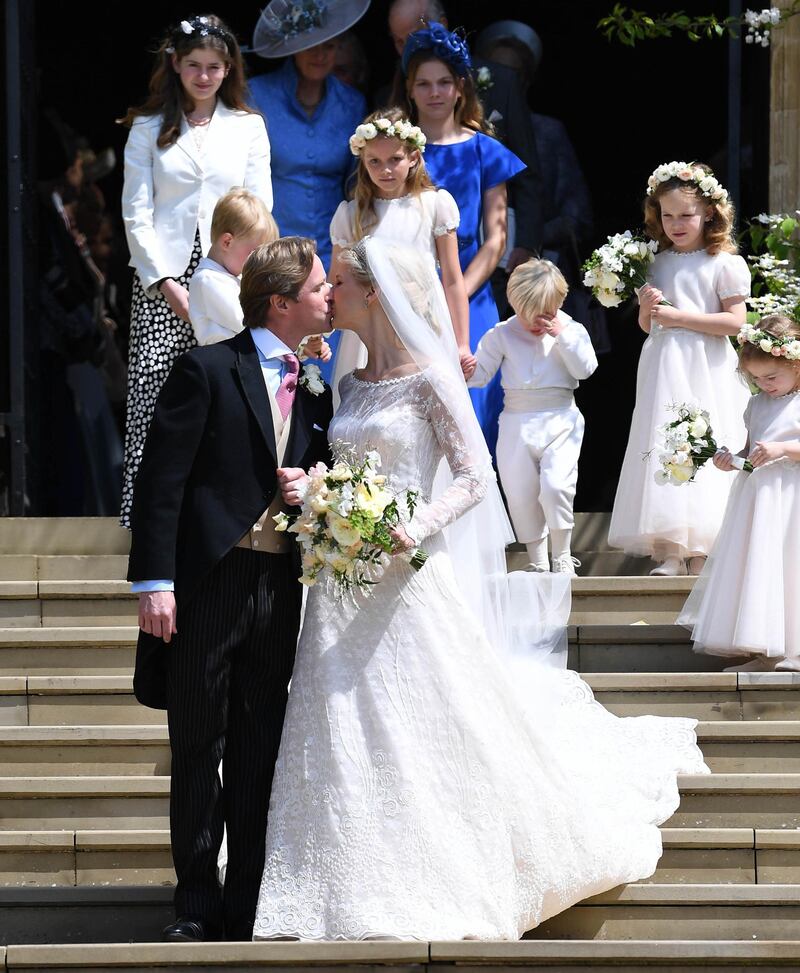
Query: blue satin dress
423 132 525 455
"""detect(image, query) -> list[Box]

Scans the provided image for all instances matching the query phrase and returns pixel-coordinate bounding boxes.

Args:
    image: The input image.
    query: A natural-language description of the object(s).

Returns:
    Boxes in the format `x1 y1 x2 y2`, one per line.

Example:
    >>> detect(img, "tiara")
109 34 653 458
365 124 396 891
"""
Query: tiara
646 161 728 202
738 323 800 361
165 16 232 54
349 118 426 156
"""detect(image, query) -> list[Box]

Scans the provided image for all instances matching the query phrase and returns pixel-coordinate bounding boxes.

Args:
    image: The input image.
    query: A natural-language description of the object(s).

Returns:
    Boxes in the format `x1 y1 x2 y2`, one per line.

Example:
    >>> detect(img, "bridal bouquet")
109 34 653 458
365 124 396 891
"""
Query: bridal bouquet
651 403 752 485
274 449 428 594
582 231 660 308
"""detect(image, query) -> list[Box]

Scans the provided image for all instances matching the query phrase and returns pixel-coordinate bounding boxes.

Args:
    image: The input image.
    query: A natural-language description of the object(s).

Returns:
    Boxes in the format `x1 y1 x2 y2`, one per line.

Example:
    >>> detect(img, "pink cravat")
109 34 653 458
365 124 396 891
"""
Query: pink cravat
275 354 300 420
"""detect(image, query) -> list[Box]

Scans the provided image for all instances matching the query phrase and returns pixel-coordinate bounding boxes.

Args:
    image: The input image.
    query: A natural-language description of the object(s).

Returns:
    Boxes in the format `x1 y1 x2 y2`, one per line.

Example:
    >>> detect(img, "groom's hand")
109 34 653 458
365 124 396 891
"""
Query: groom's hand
277 467 309 508
138 591 178 643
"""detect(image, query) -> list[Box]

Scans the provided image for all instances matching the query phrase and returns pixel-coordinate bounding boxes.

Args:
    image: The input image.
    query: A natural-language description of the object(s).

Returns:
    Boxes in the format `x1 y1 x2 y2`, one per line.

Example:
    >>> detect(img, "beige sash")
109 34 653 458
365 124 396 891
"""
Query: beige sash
236 381 294 554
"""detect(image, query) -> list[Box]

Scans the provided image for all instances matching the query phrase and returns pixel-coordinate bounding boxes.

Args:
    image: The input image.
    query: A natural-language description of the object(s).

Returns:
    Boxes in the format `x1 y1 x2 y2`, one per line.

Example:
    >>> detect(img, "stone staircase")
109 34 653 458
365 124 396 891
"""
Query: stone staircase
0 517 799 971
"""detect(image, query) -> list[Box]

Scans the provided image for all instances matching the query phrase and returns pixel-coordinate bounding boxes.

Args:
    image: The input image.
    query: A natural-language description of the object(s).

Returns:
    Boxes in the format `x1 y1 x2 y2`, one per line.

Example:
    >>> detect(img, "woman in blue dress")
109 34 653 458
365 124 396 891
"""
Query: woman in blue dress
396 22 525 454
249 0 369 378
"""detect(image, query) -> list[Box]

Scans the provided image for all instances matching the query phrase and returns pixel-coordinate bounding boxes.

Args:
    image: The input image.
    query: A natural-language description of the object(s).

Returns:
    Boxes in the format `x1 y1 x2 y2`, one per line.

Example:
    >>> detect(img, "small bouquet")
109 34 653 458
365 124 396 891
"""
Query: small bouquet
582 231 662 309
274 449 428 595
651 403 752 485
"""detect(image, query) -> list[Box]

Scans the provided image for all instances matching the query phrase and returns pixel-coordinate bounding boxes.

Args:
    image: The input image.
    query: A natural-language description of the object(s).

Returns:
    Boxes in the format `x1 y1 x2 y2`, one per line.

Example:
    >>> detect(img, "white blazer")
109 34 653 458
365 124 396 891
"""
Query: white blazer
122 102 272 295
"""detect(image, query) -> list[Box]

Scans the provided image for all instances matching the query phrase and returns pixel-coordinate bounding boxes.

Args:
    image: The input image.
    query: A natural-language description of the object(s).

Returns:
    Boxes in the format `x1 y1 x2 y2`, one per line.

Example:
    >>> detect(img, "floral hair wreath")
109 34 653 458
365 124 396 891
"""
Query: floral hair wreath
401 21 472 78
646 161 728 202
165 15 233 54
738 323 800 361
349 118 427 157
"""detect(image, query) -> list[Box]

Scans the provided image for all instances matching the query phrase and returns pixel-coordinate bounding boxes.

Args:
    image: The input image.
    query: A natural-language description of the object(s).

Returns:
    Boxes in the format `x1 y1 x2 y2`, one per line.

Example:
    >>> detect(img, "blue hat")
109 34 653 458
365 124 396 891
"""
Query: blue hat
401 22 472 78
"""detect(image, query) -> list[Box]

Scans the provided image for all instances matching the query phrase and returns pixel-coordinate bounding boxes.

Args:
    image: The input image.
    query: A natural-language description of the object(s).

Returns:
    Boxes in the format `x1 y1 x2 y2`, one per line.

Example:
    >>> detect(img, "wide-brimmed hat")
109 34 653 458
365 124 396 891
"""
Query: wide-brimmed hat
252 0 370 58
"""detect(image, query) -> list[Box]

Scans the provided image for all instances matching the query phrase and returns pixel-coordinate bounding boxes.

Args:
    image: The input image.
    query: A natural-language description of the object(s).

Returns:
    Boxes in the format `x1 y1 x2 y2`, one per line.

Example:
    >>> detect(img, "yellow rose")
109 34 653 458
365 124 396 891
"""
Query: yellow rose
355 483 392 518
667 461 694 483
327 512 362 547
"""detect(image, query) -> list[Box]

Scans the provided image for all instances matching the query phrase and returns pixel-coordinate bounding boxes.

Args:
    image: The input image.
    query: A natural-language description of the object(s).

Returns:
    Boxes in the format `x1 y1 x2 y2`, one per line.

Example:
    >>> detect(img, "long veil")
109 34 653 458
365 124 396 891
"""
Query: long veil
358 236 571 665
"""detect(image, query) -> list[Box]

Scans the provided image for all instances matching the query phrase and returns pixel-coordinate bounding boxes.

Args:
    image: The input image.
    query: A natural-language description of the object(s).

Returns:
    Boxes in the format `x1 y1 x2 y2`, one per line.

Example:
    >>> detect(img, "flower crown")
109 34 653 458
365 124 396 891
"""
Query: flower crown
738 323 800 361
646 162 728 202
349 118 426 156
165 15 232 54
401 21 472 78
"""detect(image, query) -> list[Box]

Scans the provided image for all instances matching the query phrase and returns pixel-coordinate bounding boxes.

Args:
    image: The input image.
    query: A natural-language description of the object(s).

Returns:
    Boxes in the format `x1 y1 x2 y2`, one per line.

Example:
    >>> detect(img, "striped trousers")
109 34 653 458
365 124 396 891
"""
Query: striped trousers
167 547 300 940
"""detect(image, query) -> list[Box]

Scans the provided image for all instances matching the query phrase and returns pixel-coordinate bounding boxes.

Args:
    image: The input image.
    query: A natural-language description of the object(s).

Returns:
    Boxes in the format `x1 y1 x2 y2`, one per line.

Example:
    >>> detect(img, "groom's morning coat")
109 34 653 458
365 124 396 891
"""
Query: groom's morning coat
128 328 332 707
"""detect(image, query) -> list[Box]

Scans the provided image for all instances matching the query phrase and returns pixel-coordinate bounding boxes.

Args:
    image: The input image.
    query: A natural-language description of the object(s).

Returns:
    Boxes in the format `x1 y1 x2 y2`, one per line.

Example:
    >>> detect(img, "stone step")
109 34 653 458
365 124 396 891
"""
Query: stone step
4 774 800 832
0 629 137 676
3 886 800 948
0 727 170 776
5 827 799 890
0 624 730 676
0 578 699 627
4 672 799 727
0 677 163 727
588 671 800 721
0 520 130 556
3 940 800 972
530 884 800 942
3 722 799 777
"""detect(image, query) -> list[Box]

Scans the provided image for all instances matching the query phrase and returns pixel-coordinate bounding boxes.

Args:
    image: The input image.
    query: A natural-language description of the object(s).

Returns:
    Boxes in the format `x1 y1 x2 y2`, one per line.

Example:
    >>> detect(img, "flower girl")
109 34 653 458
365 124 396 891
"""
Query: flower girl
469 259 597 574
679 315 800 670
330 106 473 384
608 162 751 575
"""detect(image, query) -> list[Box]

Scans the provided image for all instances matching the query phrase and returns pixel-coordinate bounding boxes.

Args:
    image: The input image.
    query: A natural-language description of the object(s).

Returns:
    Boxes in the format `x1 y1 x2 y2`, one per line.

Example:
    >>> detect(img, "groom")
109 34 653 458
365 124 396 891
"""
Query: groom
127 237 333 943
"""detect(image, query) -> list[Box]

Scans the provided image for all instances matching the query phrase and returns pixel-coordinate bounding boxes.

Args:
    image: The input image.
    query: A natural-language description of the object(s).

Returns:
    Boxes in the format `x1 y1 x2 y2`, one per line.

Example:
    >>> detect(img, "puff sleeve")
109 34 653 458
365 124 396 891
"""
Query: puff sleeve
715 253 751 301
433 188 460 237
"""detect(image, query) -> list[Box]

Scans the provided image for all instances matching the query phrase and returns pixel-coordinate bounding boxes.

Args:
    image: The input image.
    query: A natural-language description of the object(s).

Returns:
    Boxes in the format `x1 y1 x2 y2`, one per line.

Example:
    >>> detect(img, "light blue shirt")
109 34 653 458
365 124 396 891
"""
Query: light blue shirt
248 60 366 271
131 328 296 594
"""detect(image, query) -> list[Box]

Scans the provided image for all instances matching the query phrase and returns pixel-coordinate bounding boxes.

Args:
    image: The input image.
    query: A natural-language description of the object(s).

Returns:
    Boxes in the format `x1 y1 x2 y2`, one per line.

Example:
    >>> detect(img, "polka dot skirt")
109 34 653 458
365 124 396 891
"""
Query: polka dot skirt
120 234 201 528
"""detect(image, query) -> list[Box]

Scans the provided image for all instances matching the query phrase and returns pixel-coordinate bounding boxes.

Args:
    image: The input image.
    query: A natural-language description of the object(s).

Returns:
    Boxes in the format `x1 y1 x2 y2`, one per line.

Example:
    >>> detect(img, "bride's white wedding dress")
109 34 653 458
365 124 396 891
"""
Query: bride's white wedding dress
252 367 708 942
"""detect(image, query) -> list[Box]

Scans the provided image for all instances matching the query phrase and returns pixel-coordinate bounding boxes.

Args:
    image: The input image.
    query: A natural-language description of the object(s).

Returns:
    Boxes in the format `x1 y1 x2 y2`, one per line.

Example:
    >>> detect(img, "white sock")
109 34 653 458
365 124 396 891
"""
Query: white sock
525 537 549 570
550 528 573 561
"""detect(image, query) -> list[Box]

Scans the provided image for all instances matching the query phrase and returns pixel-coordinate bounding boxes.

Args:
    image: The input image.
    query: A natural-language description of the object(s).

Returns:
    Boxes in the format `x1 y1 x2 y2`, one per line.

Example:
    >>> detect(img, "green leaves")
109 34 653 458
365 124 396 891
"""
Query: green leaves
597 4 792 45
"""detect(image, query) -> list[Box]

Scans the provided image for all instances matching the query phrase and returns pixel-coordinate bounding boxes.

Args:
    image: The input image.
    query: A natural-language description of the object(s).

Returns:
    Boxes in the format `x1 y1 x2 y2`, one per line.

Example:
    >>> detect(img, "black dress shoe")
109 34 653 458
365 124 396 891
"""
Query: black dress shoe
162 916 219 942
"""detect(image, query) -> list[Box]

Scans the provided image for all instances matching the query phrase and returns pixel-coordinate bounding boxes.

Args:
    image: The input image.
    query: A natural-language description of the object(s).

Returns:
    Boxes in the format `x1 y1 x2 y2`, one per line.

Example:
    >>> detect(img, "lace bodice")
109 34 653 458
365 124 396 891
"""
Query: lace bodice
332 369 488 543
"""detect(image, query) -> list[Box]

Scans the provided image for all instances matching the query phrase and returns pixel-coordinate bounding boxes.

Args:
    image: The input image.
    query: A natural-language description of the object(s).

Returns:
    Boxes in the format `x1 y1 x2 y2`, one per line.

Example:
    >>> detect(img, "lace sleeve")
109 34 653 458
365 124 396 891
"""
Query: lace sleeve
405 372 490 544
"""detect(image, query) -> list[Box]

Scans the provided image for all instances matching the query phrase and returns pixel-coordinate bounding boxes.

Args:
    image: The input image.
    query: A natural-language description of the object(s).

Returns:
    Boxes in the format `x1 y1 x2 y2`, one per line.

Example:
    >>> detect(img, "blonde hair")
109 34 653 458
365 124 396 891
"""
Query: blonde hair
739 314 800 376
350 107 435 240
210 188 277 244
643 164 737 256
240 236 316 329
507 259 568 321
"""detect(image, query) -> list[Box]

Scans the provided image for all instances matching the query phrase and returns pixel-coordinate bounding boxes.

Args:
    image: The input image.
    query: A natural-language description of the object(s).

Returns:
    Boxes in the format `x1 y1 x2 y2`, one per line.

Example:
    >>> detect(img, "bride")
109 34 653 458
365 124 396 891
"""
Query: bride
252 237 708 941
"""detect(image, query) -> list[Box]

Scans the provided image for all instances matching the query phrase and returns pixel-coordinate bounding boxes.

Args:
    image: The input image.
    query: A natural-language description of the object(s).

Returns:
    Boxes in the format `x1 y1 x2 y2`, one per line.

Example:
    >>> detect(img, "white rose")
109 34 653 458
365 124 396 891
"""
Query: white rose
688 416 708 438
760 338 774 353
374 118 391 131
654 469 670 485
597 290 623 308
180 20 194 33
273 512 291 532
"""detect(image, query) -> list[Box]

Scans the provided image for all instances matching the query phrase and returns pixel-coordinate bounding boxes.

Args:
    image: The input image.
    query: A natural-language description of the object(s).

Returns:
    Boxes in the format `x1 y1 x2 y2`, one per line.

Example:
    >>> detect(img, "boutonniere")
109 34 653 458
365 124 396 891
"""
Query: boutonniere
476 66 494 93
299 363 325 396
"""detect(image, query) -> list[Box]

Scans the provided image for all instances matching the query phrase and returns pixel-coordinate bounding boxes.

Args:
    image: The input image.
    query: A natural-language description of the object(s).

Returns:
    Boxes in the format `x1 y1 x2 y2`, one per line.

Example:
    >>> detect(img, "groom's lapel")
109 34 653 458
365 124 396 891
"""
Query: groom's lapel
285 382 313 469
234 332 278 464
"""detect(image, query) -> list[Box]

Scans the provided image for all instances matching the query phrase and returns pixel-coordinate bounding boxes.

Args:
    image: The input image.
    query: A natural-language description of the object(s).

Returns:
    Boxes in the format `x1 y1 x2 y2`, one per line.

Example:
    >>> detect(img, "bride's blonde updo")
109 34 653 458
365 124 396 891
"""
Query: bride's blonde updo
340 239 442 337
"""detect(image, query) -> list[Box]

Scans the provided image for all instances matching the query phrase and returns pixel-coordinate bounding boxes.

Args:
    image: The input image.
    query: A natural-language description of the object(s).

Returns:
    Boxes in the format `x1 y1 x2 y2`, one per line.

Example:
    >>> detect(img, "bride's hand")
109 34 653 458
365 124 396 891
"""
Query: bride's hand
389 526 415 554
